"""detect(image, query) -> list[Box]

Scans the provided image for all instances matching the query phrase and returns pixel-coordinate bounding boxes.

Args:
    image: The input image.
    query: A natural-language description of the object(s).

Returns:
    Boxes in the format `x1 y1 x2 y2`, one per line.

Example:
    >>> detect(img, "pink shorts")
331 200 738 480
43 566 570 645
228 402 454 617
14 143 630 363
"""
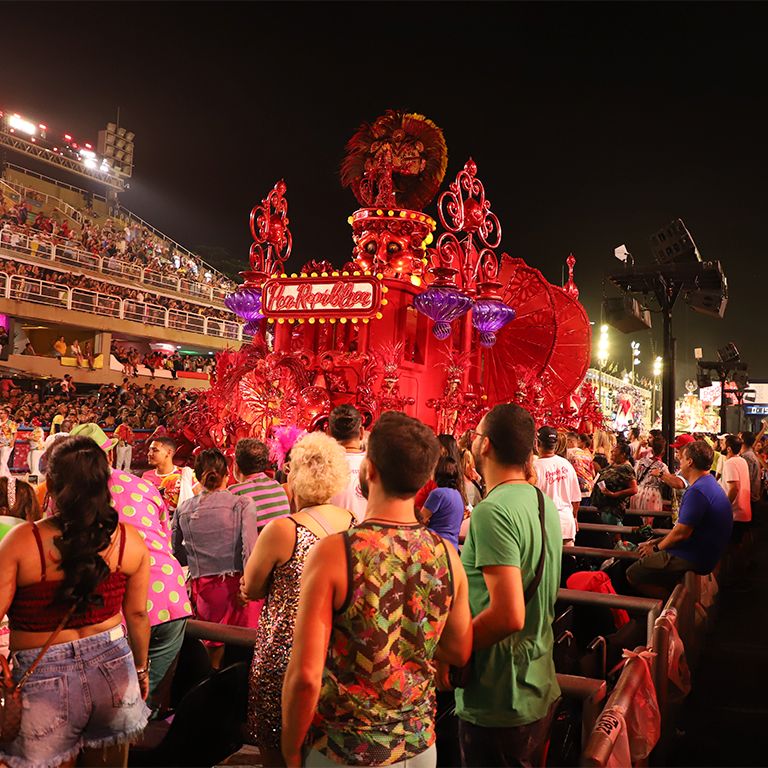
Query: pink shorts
189 573 263 647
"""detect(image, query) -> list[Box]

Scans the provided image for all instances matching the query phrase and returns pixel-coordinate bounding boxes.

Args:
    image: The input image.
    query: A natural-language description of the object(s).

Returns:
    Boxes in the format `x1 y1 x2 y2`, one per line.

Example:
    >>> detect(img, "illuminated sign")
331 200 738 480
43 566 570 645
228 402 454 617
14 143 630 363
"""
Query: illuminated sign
744 404 768 416
262 274 385 323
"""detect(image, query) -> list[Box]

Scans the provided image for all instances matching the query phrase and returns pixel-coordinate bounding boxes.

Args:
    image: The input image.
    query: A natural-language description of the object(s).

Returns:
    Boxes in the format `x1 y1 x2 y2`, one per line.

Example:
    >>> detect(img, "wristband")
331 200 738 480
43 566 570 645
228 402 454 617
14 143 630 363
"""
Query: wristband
652 543 660 553
136 660 151 677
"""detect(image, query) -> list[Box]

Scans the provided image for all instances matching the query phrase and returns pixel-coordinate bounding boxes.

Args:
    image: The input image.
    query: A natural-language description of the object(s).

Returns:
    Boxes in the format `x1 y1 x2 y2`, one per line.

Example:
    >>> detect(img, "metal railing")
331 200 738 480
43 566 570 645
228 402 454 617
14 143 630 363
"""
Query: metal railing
0 223 233 304
1 271 244 342
186 619 609 754
579 505 674 519
5 163 109 202
557 588 661 648
578 523 670 536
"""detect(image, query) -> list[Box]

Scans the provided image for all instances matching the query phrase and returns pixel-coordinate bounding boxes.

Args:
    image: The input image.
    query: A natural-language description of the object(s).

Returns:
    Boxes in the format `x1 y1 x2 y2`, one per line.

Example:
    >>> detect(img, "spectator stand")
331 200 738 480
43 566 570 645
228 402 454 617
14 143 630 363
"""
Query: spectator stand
9 426 155 471
0 264 244 342
1 169 235 304
0 232 232 313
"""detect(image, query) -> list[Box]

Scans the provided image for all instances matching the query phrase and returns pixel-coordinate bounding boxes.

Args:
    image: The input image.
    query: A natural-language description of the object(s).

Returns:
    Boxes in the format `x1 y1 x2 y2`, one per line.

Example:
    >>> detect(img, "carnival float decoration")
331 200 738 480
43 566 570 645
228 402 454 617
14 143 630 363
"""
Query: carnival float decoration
171 110 596 451
675 380 722 434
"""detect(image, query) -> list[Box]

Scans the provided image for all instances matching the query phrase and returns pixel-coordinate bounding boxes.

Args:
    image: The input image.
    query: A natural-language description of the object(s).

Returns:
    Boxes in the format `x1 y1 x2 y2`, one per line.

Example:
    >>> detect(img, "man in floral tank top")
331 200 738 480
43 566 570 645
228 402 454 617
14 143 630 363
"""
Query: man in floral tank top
282 413 472 768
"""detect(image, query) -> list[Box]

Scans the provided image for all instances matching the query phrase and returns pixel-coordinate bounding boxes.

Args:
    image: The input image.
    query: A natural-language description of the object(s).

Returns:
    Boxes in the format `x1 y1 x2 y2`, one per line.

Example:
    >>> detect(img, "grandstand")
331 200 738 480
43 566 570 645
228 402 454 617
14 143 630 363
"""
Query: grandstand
0 107 246 389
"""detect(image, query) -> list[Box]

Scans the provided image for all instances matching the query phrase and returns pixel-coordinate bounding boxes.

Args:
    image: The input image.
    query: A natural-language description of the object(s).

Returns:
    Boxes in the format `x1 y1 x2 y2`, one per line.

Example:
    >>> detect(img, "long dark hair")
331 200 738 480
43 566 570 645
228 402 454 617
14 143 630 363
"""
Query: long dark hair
47 436 117 612
194 448 228 491
436 434 469 509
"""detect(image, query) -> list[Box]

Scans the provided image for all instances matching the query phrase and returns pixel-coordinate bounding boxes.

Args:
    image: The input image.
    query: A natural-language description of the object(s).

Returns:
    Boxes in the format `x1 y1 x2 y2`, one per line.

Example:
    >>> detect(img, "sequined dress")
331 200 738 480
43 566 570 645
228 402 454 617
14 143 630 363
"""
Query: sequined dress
247 520 319 750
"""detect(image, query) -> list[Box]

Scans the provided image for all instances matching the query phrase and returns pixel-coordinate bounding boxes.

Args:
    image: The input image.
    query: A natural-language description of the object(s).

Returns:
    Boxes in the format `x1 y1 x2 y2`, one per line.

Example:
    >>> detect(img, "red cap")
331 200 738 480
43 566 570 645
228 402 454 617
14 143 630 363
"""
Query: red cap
671 434 695 449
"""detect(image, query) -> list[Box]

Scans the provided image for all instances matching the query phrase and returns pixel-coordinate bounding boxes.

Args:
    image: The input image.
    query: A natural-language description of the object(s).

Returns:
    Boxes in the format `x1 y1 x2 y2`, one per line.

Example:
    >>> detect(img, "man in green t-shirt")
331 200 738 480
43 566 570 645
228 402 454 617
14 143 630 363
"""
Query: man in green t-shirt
456 403 563 766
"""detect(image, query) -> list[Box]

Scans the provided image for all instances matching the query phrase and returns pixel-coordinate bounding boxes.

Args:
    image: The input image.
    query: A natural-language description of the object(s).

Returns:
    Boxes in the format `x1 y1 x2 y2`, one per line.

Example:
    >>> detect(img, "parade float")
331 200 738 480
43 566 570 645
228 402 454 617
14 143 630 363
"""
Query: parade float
172 111 600 452
675 380 723 434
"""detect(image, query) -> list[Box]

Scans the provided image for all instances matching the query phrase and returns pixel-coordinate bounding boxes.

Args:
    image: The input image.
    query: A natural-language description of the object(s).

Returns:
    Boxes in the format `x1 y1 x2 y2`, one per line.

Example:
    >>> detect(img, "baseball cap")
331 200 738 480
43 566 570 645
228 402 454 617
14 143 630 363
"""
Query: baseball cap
537 426 558 448
671 434 695 449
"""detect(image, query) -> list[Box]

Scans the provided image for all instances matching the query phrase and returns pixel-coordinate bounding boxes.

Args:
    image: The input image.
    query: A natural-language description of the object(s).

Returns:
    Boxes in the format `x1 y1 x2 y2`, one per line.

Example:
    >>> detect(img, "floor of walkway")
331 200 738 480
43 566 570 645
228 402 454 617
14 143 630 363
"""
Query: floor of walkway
671 512 768 766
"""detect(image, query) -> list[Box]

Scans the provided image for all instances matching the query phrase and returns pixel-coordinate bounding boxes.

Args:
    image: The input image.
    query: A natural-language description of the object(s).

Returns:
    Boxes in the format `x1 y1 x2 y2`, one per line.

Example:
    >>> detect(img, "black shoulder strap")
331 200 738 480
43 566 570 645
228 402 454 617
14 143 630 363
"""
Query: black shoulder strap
523 487 548 605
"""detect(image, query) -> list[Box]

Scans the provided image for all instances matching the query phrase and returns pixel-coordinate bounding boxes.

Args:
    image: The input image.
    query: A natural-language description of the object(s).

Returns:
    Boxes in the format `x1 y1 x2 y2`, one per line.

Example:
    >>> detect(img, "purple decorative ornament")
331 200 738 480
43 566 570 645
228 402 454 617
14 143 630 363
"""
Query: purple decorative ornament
225 286 264 326
413 285 474 340
472 298 516 347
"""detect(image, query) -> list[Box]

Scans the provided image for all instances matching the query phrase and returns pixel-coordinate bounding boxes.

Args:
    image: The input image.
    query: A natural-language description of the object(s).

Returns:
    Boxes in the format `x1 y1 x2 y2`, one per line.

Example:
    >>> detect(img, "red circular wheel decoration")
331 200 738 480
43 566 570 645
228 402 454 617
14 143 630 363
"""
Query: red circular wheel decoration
483 256 591 409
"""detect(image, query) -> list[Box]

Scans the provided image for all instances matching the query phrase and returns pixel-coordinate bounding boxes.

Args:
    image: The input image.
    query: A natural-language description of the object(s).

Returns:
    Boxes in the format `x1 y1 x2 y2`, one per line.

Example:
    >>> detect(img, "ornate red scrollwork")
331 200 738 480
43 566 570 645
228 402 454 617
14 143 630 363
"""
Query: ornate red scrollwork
428 158 503 294
249 179 292 277
563 253 579 299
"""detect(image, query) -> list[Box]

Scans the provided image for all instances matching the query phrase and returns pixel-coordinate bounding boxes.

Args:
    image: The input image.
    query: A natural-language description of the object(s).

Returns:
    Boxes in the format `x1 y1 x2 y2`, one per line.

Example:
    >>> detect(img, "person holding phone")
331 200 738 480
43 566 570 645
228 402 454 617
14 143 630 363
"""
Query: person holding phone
591 441 637 525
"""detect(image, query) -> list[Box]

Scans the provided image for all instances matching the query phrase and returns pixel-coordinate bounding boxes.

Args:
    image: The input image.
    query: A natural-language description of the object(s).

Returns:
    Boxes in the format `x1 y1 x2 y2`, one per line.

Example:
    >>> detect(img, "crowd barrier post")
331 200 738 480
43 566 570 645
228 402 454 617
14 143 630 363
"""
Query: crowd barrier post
582 646 657 767
649 580 699 765
558 674 608 748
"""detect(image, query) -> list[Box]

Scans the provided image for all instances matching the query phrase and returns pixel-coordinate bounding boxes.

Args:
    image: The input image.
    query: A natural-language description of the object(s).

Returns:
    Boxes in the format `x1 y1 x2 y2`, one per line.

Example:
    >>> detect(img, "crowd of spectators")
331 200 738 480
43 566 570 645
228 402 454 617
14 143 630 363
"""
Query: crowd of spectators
0 383 760 765
111 341 215 379
0 378 195 433
0 257 236 327
0 193 235 298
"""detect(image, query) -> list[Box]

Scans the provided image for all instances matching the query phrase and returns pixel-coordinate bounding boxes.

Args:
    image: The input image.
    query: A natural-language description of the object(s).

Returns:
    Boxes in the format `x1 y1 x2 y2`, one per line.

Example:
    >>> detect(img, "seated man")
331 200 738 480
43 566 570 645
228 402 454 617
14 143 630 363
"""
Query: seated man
627 440 733 600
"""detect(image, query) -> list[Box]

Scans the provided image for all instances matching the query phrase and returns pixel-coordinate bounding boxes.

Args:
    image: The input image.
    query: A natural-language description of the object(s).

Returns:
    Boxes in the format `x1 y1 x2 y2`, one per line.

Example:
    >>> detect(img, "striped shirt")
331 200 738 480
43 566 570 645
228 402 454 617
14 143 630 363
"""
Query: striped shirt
229 473 291 529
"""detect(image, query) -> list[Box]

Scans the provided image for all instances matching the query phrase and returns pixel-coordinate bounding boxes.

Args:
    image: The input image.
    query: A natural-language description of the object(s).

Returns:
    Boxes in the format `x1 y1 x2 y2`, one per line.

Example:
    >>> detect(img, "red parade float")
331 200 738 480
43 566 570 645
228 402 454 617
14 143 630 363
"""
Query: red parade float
171 111 602 455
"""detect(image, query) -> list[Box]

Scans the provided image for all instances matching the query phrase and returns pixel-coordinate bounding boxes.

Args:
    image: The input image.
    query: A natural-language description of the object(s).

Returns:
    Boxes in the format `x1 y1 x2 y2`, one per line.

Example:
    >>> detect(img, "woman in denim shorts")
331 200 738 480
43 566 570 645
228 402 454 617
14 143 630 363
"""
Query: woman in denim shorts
0 436 151 767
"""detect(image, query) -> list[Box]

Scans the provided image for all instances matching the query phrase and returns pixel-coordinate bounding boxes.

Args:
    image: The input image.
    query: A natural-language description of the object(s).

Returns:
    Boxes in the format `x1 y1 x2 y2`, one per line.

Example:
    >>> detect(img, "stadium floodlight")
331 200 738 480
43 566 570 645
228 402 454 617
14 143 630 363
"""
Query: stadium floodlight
8 114 37 136
597 324 610 366
97 119 135 179
79 148 96 159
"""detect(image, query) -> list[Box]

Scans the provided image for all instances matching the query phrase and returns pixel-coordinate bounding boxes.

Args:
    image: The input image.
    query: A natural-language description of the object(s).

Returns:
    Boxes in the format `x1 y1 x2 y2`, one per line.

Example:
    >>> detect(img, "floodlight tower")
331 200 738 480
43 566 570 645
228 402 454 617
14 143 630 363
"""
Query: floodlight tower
607 219 728 468
0 106 134 200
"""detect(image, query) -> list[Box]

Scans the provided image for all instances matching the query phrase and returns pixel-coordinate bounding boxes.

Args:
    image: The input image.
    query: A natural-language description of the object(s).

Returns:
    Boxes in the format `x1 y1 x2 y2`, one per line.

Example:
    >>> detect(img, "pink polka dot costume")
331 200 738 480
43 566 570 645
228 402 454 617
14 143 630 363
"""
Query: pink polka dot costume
109 469 192 626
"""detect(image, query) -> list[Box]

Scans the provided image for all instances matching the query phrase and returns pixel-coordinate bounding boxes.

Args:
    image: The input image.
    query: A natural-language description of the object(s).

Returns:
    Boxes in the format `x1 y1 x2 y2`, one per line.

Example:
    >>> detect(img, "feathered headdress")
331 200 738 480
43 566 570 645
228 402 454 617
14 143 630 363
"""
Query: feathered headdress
267 425 307 470
341 110 448 211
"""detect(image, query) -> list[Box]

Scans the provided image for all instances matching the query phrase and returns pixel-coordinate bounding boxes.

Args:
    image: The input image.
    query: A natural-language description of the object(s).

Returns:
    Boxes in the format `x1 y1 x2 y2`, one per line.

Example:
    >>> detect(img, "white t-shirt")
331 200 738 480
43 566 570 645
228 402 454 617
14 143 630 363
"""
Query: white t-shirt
719 455 752 522
534 454 582 541
330 449 367 525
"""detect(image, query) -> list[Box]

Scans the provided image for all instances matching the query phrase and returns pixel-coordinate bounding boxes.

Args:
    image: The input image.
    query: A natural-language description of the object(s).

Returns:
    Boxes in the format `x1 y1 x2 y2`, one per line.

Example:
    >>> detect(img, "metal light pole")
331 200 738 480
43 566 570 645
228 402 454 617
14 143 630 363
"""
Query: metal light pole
653 356 663 426
630 341 641 384
597 325 609 414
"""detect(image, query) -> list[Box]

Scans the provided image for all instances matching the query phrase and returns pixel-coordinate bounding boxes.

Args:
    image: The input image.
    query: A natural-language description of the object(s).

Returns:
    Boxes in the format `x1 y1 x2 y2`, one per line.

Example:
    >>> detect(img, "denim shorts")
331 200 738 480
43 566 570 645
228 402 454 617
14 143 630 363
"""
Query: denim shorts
0 626 150 768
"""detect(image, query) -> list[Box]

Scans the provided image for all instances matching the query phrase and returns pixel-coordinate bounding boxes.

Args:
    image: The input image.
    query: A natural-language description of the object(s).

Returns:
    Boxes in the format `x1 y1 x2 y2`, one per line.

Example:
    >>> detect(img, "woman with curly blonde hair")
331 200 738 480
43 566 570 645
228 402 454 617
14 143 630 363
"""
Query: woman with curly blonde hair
241 431 354 766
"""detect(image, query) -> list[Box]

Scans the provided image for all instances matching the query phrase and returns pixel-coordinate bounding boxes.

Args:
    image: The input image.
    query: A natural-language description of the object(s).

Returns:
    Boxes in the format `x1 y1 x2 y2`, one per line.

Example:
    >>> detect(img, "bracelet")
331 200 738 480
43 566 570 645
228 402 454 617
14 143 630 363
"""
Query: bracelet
136 660 151 677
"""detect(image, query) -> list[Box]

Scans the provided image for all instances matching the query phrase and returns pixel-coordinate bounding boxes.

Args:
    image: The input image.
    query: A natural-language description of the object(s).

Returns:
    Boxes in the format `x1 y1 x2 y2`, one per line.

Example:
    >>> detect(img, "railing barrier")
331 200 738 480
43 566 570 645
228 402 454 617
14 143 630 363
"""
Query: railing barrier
0 271 244 342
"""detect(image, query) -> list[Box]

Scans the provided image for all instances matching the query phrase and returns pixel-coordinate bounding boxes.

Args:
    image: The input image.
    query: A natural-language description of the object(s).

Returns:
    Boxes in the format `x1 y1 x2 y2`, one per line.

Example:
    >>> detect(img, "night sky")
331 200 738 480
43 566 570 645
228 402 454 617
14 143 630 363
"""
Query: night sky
3 2 767 388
